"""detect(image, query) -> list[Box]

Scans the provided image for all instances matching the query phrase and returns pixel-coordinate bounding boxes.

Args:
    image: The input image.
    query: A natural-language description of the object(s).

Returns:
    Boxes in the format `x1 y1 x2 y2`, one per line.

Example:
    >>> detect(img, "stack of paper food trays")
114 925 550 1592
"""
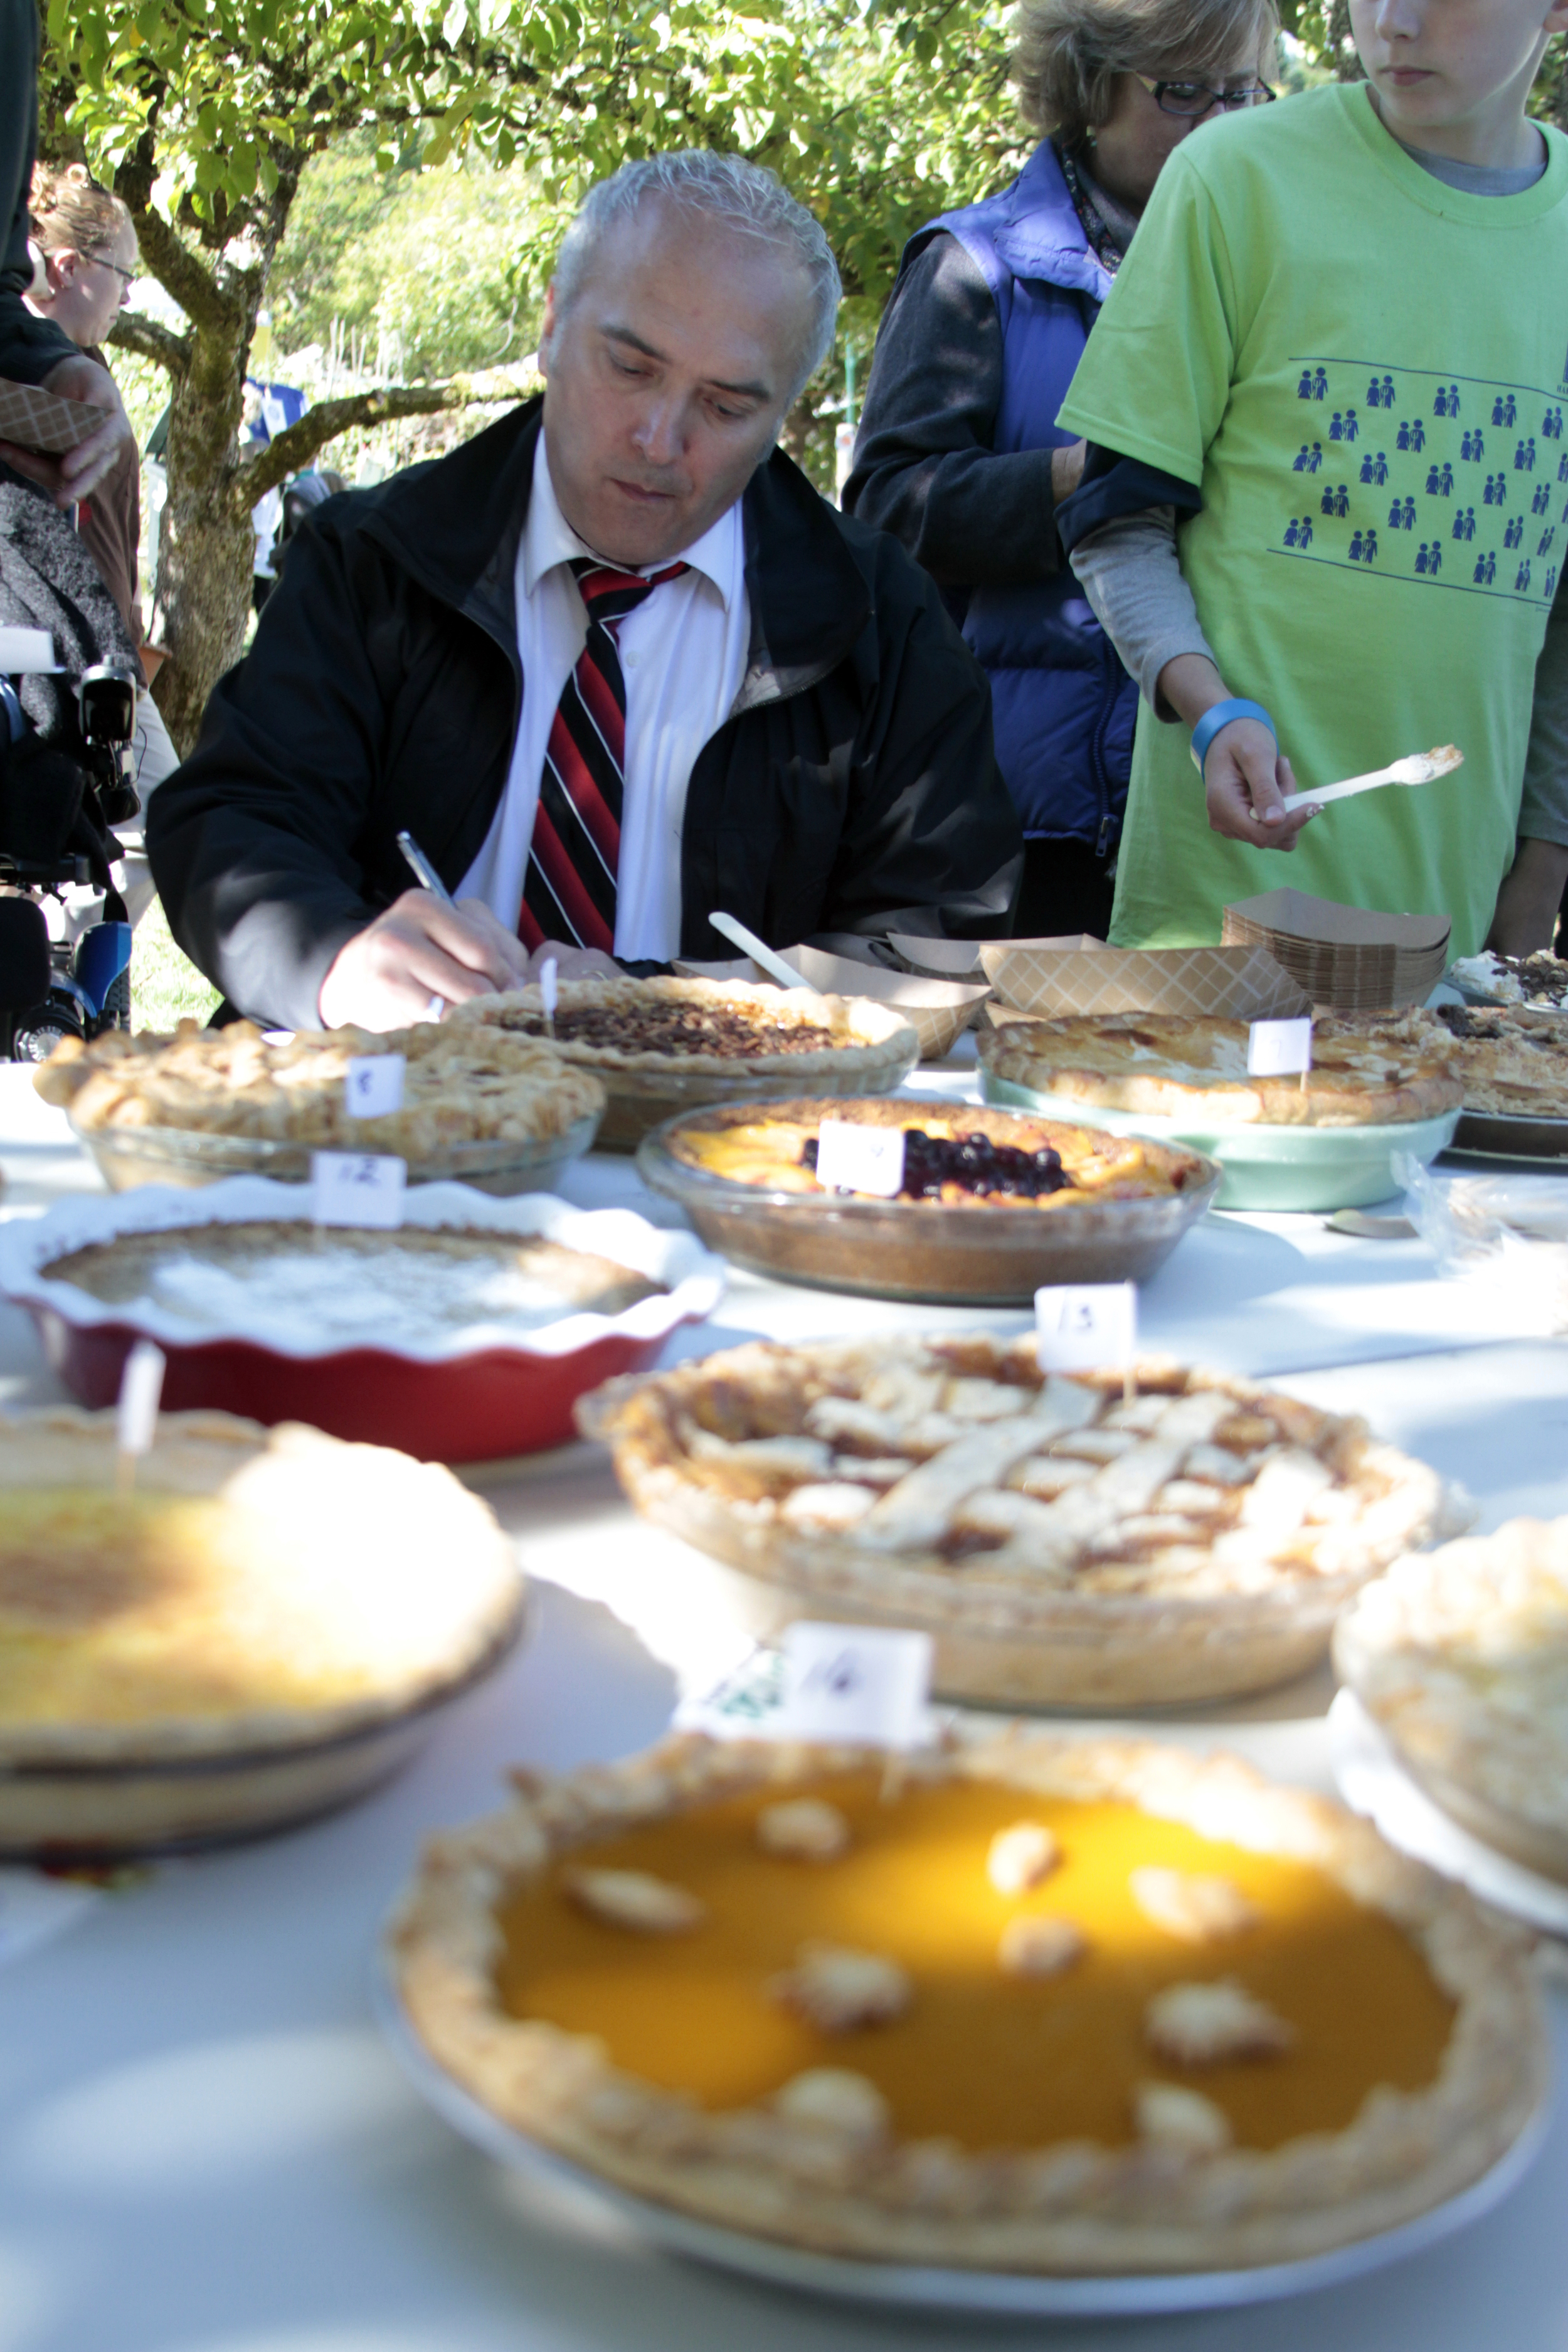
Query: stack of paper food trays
1222 889 1450 1012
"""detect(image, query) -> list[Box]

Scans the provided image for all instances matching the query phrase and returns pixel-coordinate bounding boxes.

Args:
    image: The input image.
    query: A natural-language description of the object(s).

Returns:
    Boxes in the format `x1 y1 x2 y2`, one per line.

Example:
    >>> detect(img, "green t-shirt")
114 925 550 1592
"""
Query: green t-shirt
1059 82 1568 956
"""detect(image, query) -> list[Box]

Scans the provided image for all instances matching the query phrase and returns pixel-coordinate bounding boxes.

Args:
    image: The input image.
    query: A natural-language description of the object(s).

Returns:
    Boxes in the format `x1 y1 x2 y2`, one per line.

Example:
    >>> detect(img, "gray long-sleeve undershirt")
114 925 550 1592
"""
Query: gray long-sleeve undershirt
1068 133 1568 847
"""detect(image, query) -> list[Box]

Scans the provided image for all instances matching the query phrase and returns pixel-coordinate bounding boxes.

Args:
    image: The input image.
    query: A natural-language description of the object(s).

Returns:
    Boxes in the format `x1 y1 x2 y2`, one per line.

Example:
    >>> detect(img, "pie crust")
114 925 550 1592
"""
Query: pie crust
453 978 919 1149
1335 1518 1568 1880
1432 1005 1568 1117
0 1408 523 1767
389 1725 1545 2272
979 1011 1461 1129
576 1336 1467 1706
33 1016 605 1153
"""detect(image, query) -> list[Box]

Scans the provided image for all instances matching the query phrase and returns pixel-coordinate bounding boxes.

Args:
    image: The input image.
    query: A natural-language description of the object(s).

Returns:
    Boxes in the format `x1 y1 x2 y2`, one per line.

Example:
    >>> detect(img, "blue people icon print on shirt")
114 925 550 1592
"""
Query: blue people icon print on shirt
1279 363 1568 599
1549 566 1559 598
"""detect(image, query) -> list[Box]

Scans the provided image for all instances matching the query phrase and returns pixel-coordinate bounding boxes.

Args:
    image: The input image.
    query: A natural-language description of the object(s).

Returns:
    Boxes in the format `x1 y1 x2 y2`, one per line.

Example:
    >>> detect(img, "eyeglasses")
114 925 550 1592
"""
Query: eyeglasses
1135 74 1276 117
85 251 136 287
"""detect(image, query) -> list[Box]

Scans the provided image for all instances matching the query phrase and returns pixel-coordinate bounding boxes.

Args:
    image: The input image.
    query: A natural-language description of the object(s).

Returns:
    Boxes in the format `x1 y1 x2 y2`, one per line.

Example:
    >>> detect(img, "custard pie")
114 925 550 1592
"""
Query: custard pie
0 1409 524 1851
390 1727 1544 2272
578 1336 1465 1705
1335 1517 1568 1880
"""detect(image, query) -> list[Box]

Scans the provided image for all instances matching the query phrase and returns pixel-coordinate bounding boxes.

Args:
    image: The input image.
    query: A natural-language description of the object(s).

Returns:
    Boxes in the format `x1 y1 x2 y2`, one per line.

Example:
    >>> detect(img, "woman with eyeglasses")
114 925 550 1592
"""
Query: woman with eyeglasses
844 0 1278 941
25 163 181 922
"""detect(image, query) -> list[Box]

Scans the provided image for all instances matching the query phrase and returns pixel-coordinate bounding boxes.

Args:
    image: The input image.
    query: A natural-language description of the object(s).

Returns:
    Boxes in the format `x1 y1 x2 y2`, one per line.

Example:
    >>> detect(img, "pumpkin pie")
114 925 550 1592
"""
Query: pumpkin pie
389 1726 1544 2272
576 1335 1466 1706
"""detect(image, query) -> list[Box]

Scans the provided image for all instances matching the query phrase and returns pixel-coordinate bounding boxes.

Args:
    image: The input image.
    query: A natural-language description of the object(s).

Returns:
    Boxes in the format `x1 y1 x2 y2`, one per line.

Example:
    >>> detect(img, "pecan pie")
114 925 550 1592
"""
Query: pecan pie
979 1011 1461 1128
577 1336 1466 1705
1335 1518 1568 1880
0 1409 523 1851
453 977 919 1148
389 1727 1544 2272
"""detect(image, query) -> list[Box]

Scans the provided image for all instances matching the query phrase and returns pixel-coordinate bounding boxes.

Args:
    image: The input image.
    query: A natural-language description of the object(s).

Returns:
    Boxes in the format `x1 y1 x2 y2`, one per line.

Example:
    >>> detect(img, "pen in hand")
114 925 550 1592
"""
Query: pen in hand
396 829 455 1019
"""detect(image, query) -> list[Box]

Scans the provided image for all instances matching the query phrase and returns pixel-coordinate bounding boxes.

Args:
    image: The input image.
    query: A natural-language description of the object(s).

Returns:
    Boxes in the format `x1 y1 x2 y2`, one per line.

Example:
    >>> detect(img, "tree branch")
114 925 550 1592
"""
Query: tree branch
228 371 539 509
130 203 240 336
107 310 193 378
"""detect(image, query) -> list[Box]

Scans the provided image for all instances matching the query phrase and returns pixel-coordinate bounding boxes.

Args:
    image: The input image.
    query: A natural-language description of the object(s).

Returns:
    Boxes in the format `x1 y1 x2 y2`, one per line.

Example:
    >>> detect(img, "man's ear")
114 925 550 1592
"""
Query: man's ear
536 280 558 379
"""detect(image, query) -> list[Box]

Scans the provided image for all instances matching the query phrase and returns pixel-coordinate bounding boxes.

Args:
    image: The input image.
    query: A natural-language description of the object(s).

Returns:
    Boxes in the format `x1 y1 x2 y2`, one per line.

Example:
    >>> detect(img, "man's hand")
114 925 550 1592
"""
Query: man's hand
317 892 533 1030
520 939 618 983
1486 837 1568 958
1155 654 1320 853
0 355 137 507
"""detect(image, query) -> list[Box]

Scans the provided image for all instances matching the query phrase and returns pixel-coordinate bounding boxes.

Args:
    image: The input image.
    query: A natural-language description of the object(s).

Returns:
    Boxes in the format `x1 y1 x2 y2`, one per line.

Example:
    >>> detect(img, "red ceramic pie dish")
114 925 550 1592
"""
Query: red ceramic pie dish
0 1179 726 1464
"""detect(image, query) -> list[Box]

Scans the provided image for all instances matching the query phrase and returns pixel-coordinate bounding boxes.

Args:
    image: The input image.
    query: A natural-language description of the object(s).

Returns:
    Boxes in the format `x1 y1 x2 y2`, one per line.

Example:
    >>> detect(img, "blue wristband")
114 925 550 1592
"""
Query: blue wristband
1190 698 1275 778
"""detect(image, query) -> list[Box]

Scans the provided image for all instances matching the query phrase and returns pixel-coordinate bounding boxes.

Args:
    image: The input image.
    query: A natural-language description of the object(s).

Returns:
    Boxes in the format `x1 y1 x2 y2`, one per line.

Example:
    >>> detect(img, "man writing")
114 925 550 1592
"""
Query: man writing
149 152 1022 1030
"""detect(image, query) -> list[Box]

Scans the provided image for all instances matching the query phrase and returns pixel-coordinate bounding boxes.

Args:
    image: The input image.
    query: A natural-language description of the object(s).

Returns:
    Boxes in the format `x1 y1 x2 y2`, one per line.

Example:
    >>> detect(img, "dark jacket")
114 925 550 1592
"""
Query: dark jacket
847 142 1137 852
1 0 75 388
149 400 1021 1030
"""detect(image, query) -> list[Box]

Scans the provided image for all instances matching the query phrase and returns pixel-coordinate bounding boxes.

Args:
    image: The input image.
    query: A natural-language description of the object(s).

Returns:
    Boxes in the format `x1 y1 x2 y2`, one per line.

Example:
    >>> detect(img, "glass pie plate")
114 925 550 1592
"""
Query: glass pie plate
68 1107 603 1195
577 1047 919 1153
980 1076 1460 1213
635 1098 1220 1305
0 1177 725 1463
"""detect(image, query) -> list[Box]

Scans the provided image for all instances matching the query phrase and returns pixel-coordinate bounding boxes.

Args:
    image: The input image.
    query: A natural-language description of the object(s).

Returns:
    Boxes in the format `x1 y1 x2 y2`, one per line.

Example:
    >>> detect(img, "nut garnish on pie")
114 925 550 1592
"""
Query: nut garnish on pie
578 1335 1468 1705
390 1728 1545 2272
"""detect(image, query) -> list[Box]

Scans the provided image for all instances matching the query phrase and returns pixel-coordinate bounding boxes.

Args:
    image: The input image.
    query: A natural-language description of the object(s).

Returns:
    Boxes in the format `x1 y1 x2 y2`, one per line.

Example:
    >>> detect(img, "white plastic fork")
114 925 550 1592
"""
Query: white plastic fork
1281 744 1463 814
709 910 812 990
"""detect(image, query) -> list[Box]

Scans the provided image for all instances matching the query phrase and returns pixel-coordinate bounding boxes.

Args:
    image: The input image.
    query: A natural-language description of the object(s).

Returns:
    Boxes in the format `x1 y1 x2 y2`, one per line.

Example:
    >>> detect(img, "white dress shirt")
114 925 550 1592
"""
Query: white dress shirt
457 438 751 961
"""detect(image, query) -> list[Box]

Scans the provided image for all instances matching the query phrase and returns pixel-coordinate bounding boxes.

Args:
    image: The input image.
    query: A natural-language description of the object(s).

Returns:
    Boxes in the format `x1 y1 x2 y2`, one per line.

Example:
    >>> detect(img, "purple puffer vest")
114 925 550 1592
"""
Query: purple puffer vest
908 140 1137 849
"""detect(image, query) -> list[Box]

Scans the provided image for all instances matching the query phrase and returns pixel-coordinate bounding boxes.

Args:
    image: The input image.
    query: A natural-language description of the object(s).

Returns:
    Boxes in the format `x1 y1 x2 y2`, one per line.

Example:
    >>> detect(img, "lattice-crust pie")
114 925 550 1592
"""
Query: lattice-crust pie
389 1727 1544 2273
980 1011 1461 1128
577 1337 1467 1706
1335 1518 1568 1880
33 1017 604 1152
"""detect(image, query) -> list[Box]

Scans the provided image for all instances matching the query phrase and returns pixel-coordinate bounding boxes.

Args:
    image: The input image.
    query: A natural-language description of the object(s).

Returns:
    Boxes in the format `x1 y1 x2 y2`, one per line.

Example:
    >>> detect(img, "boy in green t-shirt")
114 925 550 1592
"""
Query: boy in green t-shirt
1056 0 1568 958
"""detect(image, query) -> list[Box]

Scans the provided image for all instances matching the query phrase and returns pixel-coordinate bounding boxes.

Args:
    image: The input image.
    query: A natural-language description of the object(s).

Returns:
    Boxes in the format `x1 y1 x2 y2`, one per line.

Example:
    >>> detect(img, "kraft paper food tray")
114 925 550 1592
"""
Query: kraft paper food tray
1222 889 1451 955
978 943 1311 1020
672 945 990 1061
0 377 112 455
887 932 1101 983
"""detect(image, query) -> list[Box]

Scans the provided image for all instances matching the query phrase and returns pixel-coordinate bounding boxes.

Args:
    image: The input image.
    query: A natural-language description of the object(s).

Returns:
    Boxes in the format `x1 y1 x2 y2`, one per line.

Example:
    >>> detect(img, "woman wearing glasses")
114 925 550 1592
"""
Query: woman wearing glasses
26 163 181 921
844 0 1277 940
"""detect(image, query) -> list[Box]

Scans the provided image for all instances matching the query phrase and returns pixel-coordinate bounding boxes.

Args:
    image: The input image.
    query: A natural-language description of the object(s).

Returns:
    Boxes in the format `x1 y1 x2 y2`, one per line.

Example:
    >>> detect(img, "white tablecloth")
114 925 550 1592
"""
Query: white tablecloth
1 1061 1566 2352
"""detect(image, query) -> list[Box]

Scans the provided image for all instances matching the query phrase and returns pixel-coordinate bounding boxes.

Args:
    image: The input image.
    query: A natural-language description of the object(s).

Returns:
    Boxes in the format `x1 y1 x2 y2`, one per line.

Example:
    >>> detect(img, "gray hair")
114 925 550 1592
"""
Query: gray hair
551 151 842 402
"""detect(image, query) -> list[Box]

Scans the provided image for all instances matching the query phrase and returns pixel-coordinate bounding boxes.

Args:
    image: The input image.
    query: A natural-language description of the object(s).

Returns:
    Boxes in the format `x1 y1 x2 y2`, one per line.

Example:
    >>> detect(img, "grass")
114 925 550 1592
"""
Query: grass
131 898 223 1033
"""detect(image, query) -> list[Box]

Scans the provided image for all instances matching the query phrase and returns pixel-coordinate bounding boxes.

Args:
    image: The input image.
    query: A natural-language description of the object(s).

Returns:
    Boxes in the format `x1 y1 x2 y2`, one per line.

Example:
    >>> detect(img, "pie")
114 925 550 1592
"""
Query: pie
1449 948 1568 1010
452 977 919 1148
1335 1517 1568 1880
1431 1004 1568 1118
33 1017 605 1155
0 1407 524 1848
655 1098 1210 1207
576 1335 1465 1705
389 1725 1544 2272
979 1010 1462 1128
38 1222 665 1353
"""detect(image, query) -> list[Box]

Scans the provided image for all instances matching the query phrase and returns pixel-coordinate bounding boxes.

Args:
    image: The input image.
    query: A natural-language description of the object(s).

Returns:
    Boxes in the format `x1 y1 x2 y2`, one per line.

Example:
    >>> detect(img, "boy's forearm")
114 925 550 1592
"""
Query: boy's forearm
1068 509 1216 711
1486 837 1568 957
1153 652 1232 726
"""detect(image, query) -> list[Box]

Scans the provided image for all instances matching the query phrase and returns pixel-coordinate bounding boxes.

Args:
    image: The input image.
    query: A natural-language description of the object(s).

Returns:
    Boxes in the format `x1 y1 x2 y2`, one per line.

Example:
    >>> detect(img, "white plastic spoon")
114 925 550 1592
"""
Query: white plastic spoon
1281 744 1463 815
709 910 812 990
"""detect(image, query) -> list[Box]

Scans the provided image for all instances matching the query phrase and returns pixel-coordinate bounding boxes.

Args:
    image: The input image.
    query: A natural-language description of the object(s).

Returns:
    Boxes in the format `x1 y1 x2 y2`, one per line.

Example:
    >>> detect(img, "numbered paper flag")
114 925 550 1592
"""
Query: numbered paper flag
344 1054 405 1120
311 1150 406 1229
1248 1017 1313 1077
814 1118 906 1199
675 1624 934 1750
1036 1280 1137 1373
116 1339 166 1458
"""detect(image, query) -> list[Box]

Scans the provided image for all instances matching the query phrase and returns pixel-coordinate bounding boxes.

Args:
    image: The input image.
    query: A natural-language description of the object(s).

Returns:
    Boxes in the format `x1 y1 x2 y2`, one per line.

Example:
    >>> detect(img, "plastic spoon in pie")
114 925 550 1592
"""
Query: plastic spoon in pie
1280 744 1463 815
710 910 812 991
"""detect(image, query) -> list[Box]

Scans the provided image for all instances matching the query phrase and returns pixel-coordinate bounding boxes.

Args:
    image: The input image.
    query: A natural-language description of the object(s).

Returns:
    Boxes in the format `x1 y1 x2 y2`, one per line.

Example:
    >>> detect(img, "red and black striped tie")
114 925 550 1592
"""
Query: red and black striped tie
518 555 690 953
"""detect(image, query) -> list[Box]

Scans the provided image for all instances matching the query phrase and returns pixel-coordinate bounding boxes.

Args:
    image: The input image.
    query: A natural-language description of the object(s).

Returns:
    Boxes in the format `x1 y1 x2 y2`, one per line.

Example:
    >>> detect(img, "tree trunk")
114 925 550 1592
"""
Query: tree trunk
151 316 255 756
